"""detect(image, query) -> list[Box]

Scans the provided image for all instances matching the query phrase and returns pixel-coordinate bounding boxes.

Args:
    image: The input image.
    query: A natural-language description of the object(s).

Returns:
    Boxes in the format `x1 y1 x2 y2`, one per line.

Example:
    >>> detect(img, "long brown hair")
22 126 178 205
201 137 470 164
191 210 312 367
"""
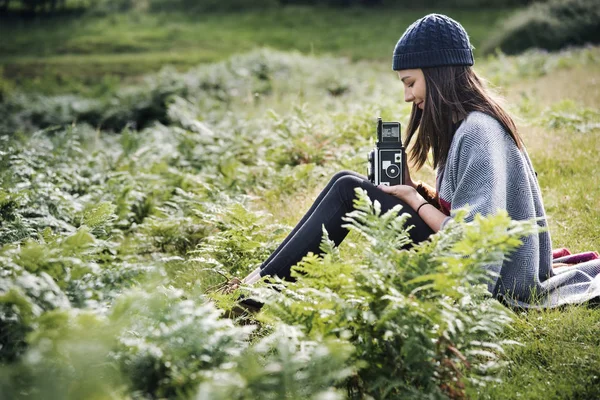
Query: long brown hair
404 66 522 170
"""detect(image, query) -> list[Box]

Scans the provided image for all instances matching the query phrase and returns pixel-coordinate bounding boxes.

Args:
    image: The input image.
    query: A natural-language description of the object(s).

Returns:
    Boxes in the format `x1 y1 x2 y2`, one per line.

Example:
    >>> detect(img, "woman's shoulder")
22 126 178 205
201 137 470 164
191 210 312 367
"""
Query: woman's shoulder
459 111 506 135
453 111 512 147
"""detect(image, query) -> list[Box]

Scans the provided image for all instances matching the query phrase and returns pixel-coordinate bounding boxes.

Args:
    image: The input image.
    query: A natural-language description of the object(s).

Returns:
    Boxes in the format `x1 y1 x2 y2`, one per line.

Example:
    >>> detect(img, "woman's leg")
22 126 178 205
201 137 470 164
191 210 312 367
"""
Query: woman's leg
258 173 434 280
243 170 364 284
256 170 365 268
242 170 363 284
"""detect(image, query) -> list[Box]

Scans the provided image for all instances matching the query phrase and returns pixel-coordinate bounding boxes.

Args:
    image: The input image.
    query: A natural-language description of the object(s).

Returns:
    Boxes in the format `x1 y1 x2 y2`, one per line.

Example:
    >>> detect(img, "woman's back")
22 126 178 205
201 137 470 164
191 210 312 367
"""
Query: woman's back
438 111 554 303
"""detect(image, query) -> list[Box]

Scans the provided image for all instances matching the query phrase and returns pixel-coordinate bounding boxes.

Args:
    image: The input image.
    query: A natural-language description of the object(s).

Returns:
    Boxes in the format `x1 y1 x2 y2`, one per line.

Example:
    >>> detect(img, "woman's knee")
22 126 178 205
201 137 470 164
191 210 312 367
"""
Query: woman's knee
332 175 368 205
330 170 360 184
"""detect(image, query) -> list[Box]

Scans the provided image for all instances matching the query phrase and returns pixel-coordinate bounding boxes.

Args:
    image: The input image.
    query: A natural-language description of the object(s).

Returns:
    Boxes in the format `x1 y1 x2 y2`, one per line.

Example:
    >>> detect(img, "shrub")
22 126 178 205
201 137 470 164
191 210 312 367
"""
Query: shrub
481 0 600 55
0 283 353 399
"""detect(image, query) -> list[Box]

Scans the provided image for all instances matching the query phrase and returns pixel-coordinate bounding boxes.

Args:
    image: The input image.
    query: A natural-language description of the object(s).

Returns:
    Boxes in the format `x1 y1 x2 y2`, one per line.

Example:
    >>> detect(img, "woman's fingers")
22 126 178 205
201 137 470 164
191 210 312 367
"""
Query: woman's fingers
377 184 418 203
377 184 401 196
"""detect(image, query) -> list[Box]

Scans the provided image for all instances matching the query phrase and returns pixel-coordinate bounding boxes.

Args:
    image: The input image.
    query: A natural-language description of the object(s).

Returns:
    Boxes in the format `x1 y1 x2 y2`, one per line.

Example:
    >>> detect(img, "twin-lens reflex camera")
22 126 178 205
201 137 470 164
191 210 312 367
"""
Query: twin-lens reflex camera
367 117 405 186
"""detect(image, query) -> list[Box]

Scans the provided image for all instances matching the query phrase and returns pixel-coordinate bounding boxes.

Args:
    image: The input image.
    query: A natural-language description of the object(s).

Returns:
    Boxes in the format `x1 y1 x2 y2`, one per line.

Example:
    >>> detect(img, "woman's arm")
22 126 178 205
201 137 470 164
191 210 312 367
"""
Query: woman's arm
378 185 446 232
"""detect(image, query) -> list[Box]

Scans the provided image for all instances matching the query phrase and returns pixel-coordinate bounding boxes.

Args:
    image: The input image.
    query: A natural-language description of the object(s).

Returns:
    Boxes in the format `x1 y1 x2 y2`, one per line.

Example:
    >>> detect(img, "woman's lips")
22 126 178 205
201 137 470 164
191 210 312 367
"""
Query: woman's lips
417 101 424 109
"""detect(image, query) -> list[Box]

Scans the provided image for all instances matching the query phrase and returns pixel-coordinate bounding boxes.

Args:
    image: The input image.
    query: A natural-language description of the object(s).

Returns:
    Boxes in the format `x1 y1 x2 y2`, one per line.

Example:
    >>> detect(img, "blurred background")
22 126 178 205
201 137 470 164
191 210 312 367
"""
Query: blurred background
0 0 598 97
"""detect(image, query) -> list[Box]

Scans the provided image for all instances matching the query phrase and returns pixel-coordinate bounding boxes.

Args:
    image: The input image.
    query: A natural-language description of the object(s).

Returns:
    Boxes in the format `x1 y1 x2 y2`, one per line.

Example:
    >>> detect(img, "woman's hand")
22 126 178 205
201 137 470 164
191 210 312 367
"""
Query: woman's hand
378 184 419 205
377 183 445 233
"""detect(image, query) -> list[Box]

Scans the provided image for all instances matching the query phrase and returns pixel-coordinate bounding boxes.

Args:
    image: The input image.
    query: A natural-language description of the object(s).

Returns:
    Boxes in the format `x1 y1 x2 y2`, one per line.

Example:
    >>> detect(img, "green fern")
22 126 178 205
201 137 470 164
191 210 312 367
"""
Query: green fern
257 188 539 399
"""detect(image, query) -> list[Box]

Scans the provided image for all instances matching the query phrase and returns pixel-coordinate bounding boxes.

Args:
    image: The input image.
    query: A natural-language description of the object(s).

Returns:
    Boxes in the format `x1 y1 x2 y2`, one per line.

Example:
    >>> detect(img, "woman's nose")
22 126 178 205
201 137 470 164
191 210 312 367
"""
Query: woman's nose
404 91 414 103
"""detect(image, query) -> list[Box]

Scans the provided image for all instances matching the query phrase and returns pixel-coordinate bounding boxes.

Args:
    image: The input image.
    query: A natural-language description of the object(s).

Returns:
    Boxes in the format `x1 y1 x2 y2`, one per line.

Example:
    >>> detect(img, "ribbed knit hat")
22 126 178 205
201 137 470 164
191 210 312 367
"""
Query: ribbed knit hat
392 14 474 70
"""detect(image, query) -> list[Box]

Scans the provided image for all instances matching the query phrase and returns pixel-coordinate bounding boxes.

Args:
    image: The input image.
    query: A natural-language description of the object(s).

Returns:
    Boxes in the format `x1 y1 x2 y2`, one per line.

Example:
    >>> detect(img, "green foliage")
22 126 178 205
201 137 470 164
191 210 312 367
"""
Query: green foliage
254 189 539 398
0 273 69 362
148 0 278 13
0 51 298 132
196 325 353 400
0 282 353 399
0 9 511 96
0 221 152 362
111 287 254 398
538 99 600 133
0 67 13 102
478 46 600 88
0 46 598 399
7 309 125 400
471 306 600 399
2 0 71 13
482 0 600 55
0 73 185 132
1 0 532 15
87 0 146 15
78 201 117 238
190 201 288 279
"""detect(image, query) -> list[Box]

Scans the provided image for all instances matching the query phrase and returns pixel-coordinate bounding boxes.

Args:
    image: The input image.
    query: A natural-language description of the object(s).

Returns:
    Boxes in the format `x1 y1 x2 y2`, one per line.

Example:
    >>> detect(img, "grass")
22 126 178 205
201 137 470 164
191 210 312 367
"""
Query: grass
485 70 600 398
503 64 600 253
0 7 513 94
474 306 600 399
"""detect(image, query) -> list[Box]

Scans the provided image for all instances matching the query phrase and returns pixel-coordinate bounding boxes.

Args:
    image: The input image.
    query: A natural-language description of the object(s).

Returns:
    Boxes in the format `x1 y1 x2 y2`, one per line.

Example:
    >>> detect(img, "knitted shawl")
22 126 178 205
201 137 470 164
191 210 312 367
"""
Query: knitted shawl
436 111 600 308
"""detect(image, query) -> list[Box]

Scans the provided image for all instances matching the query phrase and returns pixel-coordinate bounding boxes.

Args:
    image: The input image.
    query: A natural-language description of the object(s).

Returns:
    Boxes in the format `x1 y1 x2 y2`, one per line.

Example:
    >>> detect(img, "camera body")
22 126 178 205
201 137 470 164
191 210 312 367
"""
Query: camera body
367 118 405 186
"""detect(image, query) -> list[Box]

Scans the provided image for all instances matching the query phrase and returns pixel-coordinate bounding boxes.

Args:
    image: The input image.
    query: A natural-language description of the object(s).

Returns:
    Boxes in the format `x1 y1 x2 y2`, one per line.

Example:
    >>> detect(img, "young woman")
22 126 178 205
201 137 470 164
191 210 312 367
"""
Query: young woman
233 14 600 308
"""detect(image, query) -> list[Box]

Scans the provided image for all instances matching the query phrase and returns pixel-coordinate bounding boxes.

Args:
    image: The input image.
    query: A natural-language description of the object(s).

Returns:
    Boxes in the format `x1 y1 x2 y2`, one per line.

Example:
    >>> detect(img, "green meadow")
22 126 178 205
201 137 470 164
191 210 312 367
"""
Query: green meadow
0 7 511 94
1 6 599 400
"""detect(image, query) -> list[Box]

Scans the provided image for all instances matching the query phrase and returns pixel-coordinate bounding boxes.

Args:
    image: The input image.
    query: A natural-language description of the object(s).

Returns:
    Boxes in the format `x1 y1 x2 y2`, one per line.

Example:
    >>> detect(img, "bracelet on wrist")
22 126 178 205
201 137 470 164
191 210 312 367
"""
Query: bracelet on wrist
416 201 430 216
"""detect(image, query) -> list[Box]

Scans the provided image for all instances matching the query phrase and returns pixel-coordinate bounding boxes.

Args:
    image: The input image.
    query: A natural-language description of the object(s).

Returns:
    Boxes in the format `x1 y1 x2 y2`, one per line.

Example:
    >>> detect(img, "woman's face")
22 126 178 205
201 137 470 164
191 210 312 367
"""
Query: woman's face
397 68 426 110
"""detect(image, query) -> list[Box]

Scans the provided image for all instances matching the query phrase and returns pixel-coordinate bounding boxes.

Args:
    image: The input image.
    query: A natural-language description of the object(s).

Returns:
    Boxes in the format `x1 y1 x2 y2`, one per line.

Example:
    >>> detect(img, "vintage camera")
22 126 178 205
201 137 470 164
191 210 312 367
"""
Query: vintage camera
367 118 405 186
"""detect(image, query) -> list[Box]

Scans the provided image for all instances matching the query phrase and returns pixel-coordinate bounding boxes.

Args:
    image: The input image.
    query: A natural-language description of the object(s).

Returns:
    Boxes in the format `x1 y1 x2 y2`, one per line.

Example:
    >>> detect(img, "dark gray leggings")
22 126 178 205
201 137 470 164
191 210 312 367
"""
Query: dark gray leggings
259 170 434 280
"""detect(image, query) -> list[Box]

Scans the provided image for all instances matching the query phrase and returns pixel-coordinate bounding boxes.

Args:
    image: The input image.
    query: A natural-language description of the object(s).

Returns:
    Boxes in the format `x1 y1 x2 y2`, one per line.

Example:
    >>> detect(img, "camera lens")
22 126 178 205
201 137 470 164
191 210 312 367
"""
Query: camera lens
385 164 400 179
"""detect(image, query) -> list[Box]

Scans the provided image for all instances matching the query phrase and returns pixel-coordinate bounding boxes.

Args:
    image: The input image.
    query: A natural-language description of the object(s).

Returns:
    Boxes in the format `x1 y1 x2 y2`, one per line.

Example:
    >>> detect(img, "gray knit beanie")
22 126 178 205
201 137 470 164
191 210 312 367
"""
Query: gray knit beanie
392 14 474 70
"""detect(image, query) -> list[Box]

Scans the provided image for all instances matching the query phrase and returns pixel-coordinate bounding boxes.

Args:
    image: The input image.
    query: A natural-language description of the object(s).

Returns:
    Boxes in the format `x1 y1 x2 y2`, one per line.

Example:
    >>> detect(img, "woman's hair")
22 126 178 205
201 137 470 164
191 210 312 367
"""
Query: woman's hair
404 66 522 170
